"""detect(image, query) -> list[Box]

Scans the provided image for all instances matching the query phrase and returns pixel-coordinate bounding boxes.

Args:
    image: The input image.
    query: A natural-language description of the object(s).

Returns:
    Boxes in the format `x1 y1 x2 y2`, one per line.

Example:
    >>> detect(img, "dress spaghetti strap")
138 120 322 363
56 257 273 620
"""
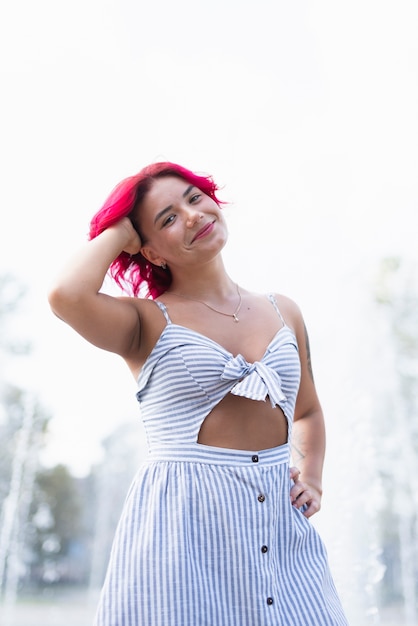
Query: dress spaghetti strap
267 294 286 326
154 300 172 324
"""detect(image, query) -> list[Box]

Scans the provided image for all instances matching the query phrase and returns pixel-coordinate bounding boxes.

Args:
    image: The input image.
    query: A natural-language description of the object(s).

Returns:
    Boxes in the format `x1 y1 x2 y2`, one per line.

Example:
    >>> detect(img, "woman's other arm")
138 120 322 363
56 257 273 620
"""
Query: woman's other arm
279 295 326 518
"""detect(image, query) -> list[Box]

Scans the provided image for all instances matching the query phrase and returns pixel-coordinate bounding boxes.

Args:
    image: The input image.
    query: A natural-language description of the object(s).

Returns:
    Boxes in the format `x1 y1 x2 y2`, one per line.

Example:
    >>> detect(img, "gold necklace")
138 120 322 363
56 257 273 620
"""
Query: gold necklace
170 283 243 322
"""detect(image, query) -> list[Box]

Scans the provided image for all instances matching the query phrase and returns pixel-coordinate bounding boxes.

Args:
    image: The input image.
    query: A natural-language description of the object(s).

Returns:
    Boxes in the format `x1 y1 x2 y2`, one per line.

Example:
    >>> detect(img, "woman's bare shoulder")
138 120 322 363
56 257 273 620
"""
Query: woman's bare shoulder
243 289 303 315
270 292 305 330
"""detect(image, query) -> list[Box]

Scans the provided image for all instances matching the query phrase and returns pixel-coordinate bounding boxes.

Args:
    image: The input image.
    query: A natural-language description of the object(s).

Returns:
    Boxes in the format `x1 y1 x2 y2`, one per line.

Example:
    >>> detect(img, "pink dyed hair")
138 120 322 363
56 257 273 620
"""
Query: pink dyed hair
89 162 224 298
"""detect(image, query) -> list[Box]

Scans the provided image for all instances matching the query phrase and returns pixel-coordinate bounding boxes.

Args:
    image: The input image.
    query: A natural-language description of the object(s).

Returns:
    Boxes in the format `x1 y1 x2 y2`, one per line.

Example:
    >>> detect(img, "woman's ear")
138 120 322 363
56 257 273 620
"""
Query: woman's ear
140 245 166 268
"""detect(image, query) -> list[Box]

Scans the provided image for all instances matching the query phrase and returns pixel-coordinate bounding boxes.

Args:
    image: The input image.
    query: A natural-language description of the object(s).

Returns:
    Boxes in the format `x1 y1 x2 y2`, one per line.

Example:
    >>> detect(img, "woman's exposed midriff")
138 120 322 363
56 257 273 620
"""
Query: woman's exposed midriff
197 393 288 450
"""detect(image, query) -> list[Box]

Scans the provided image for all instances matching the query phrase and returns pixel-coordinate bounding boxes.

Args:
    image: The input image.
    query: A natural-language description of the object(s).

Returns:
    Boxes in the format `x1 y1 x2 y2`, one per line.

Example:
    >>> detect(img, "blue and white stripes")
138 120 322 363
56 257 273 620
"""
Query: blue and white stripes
136 303 301 449
93 296 348 625
94 443 347 625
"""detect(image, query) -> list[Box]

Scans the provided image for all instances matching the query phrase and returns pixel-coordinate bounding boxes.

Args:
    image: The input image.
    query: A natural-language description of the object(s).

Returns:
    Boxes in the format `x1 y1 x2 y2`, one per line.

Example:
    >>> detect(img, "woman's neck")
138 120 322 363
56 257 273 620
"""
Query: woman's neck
167 259 235 299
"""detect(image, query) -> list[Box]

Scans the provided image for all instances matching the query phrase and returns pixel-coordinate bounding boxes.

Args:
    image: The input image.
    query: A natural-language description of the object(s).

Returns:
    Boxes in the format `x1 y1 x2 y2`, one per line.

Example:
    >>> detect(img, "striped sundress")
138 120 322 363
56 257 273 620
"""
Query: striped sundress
93 295 348 625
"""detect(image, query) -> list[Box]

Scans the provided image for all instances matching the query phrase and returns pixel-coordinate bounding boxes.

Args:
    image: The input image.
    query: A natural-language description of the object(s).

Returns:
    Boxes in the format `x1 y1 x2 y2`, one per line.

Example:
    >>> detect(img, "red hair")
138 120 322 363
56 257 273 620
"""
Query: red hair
89 162 224 299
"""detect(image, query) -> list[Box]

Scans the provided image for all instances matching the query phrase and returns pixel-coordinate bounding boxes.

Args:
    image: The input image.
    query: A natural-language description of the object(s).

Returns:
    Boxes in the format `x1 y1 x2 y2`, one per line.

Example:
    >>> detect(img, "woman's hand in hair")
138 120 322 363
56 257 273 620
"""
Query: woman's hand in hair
111 217 142 256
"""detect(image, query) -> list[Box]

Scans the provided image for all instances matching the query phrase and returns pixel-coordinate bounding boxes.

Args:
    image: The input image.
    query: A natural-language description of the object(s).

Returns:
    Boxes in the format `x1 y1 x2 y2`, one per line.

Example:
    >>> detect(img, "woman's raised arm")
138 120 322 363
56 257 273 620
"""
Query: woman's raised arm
48 218 143 358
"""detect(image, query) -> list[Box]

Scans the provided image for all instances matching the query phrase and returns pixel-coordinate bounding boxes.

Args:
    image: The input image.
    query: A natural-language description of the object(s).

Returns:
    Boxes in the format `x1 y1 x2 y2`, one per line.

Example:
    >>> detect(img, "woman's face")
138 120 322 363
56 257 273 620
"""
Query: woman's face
136 176 228 270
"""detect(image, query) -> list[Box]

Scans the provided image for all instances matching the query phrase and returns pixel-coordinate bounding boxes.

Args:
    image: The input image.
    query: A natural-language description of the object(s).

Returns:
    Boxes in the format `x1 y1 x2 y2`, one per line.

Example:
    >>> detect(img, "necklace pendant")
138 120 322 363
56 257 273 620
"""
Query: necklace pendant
233 313 239 323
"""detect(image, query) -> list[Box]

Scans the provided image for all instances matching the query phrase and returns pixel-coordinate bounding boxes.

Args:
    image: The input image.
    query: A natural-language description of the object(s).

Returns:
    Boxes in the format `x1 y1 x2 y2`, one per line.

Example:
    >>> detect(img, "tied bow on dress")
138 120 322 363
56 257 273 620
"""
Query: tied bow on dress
221 354 287 408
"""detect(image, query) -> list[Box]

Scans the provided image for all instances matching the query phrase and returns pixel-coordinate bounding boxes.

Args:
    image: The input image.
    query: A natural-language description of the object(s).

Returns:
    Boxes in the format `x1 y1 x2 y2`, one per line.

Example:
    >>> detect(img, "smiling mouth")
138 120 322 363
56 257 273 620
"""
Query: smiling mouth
191 221 215 243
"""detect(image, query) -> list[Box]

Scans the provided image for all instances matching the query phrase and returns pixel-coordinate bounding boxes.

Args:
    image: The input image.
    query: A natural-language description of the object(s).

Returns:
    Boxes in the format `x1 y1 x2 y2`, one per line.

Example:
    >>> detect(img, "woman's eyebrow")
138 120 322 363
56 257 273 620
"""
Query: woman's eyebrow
154 205 172 225
153 185 195 224
182 184 195 197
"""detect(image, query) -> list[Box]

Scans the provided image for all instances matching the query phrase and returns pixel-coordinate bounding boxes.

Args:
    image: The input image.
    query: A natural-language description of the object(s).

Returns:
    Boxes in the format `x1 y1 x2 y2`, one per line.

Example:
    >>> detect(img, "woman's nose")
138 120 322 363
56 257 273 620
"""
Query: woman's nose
185 208 203 227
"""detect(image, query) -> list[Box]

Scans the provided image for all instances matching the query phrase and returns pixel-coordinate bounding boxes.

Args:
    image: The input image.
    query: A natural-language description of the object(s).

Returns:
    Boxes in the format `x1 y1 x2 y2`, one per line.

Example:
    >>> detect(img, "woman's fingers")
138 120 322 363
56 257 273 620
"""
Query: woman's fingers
289 467 321 518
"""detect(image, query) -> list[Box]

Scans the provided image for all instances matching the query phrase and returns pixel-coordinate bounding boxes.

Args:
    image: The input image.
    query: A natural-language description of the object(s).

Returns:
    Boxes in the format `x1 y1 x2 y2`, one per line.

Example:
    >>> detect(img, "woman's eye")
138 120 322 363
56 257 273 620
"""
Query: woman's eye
190 193 201 203
162 214 176 227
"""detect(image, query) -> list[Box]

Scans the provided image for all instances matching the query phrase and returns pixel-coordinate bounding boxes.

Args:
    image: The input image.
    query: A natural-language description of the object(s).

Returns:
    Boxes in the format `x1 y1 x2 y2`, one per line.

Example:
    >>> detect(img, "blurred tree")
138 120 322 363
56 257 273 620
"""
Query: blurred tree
89 421 145 590
0 388 47 604
30 464 88 585
0 274 31 357
0 274 42 603
375 257 418 623
0 275 48 602
0 273 92 592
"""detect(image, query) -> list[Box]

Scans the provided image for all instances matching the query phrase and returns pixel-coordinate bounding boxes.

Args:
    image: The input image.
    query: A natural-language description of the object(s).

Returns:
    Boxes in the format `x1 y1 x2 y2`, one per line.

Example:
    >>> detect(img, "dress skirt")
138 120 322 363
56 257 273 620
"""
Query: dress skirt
93 442 348 626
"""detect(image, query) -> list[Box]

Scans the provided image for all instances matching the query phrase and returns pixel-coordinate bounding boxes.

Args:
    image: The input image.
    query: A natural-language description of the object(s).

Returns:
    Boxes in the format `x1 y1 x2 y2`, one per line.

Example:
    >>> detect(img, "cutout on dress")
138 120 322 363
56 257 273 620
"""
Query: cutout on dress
197 393 289 451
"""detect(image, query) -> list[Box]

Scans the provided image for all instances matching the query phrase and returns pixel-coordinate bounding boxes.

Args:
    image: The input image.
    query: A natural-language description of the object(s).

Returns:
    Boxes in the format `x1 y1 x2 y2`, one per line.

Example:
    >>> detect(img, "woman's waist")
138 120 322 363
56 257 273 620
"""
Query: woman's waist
146 441 290 466
142 394 292 450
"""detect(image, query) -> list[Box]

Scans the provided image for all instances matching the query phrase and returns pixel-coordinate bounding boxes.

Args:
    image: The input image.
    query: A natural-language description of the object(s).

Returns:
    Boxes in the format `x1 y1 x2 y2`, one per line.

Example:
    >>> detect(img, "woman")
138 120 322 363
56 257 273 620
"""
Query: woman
48 162 348 625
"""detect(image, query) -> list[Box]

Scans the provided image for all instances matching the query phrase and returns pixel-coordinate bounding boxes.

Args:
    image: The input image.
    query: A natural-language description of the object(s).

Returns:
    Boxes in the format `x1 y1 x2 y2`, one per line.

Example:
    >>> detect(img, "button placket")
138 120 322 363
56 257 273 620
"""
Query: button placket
252 455 275 614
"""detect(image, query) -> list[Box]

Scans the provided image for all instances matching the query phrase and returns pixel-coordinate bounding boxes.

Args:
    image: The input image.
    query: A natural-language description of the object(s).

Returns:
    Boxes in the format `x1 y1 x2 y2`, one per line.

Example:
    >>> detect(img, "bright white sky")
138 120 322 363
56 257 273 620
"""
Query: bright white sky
0 0 417 480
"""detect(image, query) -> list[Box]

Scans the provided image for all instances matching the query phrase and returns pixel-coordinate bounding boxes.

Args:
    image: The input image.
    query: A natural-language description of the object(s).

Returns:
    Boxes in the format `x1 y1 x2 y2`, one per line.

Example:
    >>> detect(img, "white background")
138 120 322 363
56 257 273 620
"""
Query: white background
0 1 416 481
